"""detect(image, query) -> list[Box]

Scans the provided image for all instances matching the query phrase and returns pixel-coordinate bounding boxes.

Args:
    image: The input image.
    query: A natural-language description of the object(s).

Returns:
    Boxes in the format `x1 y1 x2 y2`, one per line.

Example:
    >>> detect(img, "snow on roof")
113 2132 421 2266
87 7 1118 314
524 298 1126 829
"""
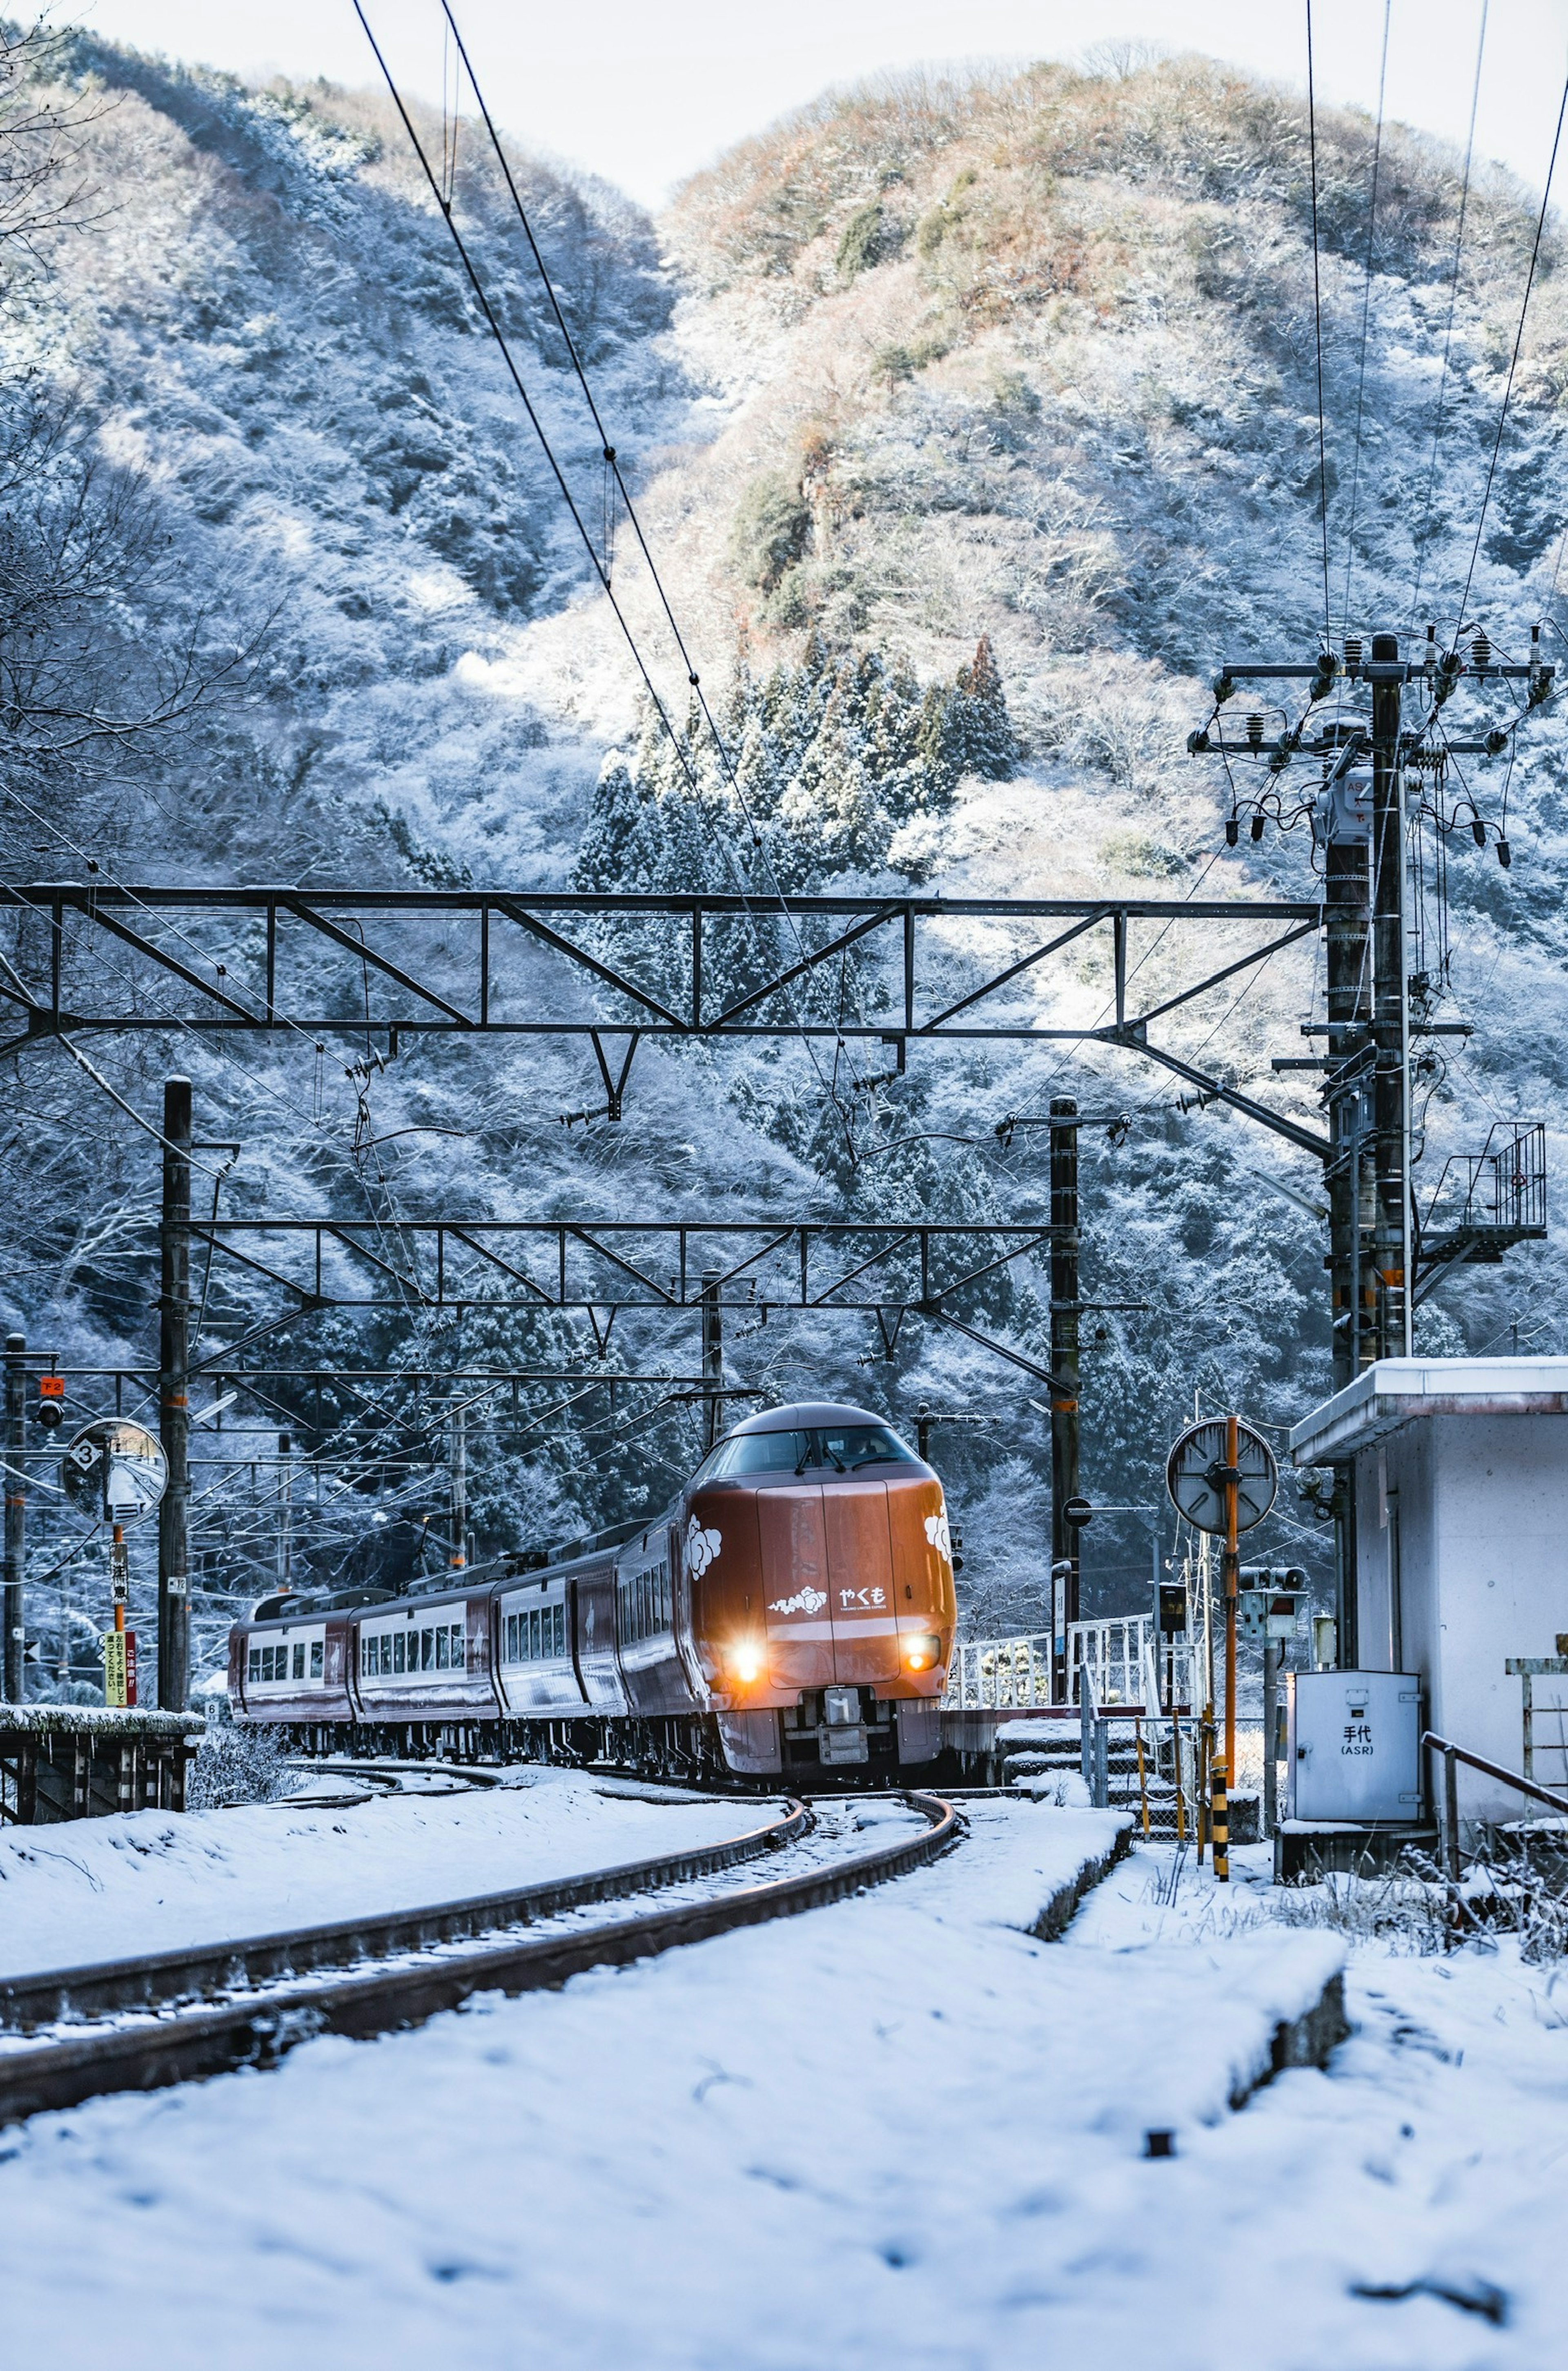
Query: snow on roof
1290 1357 1568 1465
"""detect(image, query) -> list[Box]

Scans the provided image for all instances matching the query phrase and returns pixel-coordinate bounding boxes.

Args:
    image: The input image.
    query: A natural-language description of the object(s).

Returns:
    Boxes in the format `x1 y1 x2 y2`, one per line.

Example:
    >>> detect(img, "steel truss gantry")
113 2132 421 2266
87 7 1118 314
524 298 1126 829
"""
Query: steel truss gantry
185 1217 1074 1386
0 884 1323 1137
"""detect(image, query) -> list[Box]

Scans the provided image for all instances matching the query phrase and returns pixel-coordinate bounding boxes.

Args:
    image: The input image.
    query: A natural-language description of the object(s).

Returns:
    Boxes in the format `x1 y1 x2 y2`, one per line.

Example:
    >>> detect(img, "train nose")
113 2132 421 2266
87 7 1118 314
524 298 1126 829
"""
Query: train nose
755 1481 900 1686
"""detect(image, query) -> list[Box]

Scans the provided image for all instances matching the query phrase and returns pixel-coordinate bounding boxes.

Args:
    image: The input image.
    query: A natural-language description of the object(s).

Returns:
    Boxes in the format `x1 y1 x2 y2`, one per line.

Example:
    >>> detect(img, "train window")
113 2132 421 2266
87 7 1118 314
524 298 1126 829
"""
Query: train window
436 1627 449 1671
394 1631 406 1675
364 1636 378 1676
816 1424 918 1469
697 1429 809 1480
453 1624 465 1669
248 1648 260 1682
553 1604 565 1655
310 1641 323 1678
292 1643 305 1680
505 1613 517 1662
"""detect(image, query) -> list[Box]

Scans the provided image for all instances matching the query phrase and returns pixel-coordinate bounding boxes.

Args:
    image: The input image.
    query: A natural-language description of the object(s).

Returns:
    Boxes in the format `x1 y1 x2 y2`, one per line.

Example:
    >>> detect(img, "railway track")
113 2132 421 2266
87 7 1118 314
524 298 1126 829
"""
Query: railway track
0 1789 960 2126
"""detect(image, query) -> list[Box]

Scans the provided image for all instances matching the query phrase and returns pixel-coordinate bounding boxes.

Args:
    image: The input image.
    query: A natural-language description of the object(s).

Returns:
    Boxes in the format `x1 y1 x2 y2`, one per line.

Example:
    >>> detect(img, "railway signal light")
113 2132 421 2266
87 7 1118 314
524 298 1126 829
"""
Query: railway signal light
36 1374 64 1431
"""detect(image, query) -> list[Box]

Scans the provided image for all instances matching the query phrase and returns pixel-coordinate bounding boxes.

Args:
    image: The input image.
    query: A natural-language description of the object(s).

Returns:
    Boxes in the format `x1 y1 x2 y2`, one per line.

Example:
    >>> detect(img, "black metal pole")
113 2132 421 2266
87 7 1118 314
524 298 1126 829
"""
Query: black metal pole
1323 729 1374 1671
158 1078 192 1710
1049 1097 1080 1702
4 1332 24 1702
1369 631 1411 1362
700 1270 722 1453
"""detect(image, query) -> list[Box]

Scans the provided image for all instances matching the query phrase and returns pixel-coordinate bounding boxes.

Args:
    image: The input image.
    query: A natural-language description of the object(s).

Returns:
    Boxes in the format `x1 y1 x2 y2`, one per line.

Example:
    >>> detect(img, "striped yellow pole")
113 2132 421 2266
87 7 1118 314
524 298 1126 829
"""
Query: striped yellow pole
1211 1755 1230 1883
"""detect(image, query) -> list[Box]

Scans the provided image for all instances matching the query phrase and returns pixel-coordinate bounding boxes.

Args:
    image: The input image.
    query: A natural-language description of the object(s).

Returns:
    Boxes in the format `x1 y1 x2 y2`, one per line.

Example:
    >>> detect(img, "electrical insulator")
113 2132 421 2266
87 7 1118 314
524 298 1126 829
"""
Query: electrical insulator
1471 815 1487 847
1225 815 1240 847
1471 629 1491 672
1486 727 1509 756
1245 713 1264 747
1423 624 1437 669
1186 728 1210 754
1343 636 1363 671
1498 839 1512 869
1249 811 1265 842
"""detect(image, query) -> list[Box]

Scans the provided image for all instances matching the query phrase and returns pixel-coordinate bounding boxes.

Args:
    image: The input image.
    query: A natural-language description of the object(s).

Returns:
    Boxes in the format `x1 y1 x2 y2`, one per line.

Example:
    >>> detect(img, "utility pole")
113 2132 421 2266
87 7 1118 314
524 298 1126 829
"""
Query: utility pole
276 1433 293 1593
1049 1098 1080 1702
1321 723 1373 1672
450 1403 467 1569
700 1269 722 1453
4 1332 24 1702
1369 632 1412 1365
158 1076 192 1711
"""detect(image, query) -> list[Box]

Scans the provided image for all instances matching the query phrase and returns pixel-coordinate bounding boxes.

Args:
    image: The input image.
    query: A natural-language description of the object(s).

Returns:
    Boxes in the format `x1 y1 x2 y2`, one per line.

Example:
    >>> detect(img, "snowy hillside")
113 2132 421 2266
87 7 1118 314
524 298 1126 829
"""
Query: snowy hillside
5 36 1568 1680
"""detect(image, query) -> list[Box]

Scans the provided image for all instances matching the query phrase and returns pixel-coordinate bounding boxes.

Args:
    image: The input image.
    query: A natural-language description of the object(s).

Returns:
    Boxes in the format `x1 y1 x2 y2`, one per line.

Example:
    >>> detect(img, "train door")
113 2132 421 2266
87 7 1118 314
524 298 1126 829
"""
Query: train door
574 1559 629 1714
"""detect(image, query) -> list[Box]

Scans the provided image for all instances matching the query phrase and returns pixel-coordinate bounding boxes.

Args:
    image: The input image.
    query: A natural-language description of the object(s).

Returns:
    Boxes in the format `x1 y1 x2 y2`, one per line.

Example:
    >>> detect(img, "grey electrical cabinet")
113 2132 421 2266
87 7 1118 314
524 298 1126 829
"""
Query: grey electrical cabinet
1286 1671 1422 1822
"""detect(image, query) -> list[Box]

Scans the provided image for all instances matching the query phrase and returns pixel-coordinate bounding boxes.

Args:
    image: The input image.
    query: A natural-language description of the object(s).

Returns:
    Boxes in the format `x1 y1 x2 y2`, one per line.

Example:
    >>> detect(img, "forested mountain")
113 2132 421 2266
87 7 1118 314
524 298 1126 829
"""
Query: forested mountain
3 29 1565 1684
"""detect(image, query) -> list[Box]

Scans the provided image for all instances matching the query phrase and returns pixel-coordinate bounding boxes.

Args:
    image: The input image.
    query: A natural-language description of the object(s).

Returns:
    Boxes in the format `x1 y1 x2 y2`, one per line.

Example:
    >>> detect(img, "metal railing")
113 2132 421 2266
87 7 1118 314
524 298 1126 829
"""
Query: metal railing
943 1632 1054 1711
1419 1120 1546 1239
944 1618 1194 1712
1423 1729 1568 1880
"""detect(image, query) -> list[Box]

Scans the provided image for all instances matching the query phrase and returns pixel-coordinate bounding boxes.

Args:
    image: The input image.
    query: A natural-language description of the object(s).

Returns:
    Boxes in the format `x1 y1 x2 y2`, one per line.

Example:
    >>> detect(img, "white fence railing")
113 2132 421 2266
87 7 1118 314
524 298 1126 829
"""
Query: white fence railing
944 1619 1193 1712
943 1633 1053 1711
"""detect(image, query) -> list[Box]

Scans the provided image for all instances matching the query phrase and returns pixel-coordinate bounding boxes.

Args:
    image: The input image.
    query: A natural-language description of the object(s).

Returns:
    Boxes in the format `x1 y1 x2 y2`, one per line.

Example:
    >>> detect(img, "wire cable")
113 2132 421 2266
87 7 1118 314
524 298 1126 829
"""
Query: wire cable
1452 60 1568 643
1305 0 1333 652
1409 0 1488 632
1340 3 1390 643
352 4 868 1162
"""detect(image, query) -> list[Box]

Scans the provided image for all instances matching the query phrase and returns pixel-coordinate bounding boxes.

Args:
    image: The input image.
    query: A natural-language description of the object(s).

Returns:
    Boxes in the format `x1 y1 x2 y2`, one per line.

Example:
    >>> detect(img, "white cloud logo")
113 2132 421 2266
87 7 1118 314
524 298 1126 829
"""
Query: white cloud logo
685 1515 722 1577
924 1510 953 1564
768 1586 827 1615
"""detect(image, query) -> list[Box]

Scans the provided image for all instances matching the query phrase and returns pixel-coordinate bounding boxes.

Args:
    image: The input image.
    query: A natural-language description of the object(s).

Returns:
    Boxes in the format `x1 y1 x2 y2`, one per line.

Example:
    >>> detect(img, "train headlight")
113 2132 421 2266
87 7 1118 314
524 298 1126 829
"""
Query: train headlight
729 1642 764 1685
904 1633 943 1672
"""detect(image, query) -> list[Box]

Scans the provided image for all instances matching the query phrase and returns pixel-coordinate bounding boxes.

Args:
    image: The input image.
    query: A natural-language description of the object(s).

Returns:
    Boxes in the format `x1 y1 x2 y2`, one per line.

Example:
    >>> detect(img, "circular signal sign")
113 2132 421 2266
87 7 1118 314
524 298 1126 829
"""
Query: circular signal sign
61 1419 167 1527
1165 1418 1276 1537
1061 1495 1095 1530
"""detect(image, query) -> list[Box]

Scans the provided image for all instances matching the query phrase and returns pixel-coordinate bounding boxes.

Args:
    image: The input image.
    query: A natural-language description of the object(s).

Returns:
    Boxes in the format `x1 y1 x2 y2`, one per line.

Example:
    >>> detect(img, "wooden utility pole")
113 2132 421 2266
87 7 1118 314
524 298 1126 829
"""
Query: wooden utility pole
4 1332 24 1702
157 1077 192 1711
1049 1097 1080 1702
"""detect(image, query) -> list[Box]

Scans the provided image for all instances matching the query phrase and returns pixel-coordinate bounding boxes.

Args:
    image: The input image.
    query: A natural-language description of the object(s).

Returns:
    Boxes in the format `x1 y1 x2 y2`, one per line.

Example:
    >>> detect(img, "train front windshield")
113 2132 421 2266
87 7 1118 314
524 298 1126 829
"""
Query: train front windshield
697 1424 918 1480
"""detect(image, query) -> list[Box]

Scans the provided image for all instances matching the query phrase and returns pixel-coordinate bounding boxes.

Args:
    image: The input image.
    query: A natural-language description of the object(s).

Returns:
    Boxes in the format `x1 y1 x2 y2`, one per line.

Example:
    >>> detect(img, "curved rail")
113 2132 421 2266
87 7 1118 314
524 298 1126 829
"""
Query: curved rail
0 1792 960 2126
2 1797 811 2032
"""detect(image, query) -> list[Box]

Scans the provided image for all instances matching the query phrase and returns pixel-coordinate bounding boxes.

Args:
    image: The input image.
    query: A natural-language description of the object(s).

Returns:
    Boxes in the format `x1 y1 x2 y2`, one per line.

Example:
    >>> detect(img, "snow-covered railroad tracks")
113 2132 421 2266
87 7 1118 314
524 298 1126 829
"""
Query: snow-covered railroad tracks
0 1791 959 2126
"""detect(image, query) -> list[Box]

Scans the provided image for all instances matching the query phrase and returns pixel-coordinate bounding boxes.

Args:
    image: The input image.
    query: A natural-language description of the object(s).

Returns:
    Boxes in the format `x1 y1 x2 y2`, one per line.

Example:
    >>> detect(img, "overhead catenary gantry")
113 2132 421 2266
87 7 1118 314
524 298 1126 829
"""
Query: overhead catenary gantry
0 884 1324 1134
181 1215 1071 1385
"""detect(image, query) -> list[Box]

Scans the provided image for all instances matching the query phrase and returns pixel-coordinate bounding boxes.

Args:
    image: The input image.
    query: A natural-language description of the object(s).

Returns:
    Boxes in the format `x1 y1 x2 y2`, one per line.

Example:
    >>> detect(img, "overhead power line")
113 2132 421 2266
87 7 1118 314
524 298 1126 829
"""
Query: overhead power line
1409 0 1488 633
352 2 871 1161
1305 0 1332 653
1340 1 1390 642
1451 59 1568 643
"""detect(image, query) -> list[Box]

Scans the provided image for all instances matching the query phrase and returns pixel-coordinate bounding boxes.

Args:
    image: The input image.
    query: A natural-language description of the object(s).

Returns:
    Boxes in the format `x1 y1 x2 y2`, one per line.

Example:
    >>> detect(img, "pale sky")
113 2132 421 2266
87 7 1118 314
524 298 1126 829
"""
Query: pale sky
66 1 1568 212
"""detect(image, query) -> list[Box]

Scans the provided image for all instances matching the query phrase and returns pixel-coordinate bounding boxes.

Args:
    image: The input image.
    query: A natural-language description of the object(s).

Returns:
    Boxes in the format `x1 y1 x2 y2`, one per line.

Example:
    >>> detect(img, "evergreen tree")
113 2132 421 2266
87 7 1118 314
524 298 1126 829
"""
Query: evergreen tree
952 634 1018 779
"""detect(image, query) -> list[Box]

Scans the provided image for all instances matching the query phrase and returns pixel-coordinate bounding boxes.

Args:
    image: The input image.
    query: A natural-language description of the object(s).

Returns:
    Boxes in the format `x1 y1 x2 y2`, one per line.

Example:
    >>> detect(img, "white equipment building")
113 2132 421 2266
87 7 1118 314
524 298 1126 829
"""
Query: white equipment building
1289 1358 1568 1829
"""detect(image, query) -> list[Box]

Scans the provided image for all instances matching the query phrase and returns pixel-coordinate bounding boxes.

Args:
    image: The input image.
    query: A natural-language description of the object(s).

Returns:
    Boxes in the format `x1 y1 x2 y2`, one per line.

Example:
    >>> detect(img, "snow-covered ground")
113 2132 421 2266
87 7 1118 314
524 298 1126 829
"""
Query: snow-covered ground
0 1769 756 1976
1 1794 1564 2366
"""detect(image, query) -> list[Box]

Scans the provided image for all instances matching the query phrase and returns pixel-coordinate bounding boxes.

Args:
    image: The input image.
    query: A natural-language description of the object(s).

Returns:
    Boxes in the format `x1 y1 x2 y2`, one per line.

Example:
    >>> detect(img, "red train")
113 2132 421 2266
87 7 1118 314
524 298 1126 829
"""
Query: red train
228 1403 958 1780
